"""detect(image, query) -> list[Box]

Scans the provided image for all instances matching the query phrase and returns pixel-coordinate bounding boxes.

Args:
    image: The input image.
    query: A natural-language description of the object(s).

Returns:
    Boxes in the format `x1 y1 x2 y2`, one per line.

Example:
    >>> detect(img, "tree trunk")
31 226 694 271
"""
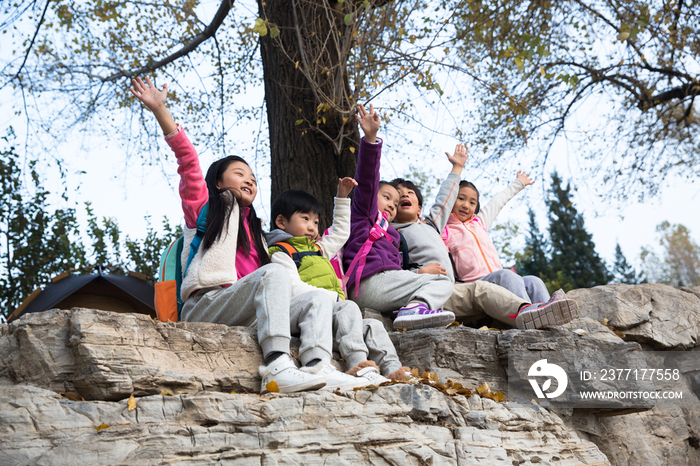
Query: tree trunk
257 0 359 231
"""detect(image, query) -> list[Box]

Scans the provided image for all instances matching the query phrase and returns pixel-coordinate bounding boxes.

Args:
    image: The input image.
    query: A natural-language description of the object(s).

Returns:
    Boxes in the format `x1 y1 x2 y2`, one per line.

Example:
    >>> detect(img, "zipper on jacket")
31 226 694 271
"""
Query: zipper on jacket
466 227 493 273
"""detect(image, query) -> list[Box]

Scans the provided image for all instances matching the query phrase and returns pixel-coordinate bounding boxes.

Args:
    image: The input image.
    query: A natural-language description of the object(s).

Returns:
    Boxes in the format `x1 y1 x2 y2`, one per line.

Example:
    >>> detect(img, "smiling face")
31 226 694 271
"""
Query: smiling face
216 161 258 206
377 183 400 222
275 211 320 240
394 183 421 223
452 186 479 222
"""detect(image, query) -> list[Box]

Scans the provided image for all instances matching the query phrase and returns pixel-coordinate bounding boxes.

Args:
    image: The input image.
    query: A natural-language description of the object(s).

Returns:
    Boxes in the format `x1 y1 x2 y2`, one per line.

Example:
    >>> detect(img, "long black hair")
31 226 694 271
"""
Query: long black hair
201 156 270 265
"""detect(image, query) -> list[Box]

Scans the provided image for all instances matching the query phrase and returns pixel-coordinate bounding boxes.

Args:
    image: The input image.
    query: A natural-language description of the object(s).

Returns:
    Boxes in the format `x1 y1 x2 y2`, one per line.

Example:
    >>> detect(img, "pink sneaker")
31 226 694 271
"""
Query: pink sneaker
515 296 578 330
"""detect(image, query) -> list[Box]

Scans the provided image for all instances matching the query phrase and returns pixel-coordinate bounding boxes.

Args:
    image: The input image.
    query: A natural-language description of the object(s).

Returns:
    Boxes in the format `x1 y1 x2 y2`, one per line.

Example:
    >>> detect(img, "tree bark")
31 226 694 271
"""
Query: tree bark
257 0 359 231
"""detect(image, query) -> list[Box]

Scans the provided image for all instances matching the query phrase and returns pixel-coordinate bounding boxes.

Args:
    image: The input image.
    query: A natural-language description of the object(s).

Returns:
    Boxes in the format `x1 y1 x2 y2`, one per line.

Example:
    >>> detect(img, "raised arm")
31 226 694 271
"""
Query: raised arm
425 144 468 231
352 104 383 219
129 77 177 135
477 173 529 229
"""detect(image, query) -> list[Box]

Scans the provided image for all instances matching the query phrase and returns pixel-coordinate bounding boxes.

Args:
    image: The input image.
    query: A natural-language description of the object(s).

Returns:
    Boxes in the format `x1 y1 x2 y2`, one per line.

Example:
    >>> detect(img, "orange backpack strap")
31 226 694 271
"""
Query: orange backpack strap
271 242 321 269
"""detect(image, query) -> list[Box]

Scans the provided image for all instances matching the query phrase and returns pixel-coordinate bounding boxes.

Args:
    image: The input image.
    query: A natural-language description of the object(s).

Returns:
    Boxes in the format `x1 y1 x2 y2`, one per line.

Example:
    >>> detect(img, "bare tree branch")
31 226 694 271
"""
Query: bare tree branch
3 0 51 89
102 0 234 83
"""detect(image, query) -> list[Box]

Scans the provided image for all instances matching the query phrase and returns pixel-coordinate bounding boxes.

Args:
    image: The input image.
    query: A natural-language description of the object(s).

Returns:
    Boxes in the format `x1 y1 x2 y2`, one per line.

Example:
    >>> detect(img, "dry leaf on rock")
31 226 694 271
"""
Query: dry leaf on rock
159 390 174 396
265 381 280 393
127 394 136 411
94 424 110 431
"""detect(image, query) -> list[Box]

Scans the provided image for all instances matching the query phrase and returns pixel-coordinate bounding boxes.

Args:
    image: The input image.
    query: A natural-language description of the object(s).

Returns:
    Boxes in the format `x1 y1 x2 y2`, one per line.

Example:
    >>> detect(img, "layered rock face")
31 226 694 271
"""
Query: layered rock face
1 283 699 465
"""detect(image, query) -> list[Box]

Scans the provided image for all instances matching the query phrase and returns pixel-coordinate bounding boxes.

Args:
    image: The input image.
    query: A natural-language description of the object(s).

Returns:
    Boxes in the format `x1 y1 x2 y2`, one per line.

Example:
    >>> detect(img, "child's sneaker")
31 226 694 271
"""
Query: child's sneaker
315 363 371 391
550 288 568 301
393 303 455 330
259 354 326 394
356 366 391 386
515 297 579 330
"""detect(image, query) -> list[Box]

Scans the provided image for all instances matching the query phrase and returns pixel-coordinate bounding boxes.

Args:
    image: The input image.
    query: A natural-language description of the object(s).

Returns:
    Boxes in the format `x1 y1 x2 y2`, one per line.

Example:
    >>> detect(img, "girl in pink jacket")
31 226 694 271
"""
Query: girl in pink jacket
442 172 550 303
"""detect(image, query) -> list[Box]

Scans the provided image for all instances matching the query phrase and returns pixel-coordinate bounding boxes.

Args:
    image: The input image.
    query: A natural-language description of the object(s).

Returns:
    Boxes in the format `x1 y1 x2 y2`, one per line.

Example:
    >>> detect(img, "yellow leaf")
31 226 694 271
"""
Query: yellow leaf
127 394 136 412
230 391 237 394
446 321 460 328
266 380 280 393
60 392 84 401
445 388 458 395
349 147 355 153
411 367 421 377
602 318 609 326
160 390 174 396
428 372 439 383
477 382 490 396
478 325 489 331
94 424 110 431
295 61 299 69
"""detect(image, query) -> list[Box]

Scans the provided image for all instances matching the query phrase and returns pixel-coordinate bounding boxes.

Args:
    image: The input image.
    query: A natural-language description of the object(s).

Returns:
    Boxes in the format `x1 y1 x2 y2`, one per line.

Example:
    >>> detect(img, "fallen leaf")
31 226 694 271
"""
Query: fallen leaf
477 382 491 396
60 392 84 401
478 325 489 331
230 391 237 394
411 367 421 377
446 321 460 328
602 318 609 326
159 390 174 396
265 381 280 393
127 394 136 411
94 424 110 431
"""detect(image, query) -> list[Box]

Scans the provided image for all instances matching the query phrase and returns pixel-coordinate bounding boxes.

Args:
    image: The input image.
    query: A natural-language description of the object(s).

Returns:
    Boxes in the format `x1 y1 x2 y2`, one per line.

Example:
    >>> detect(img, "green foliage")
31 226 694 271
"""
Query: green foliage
0 129 181 319
546 172 612 289
639 221 700 287
515 207 549 278
612 242 638 284
489 220 520 267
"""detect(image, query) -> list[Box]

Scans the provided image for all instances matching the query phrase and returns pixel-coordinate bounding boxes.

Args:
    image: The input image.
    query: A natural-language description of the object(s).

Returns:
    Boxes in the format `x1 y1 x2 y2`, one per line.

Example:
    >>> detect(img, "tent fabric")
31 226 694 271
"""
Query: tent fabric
12 273 155 321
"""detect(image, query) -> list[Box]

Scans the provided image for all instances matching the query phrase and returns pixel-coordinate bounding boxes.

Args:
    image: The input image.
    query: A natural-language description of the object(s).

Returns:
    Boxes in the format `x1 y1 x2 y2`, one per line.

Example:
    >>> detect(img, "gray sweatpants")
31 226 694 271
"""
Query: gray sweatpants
349 269 453 313
332 299 402 375
443 280 527 326
479 269 550 303
181 263 332 365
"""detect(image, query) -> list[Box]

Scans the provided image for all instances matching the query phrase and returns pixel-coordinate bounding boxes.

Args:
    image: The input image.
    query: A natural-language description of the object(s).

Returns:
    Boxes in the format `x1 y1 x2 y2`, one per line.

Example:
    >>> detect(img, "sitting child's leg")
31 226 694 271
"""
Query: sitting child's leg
361 319 410 380
350 269 454 330
479 269 532 302
332 302 408 385
332 300 370 370
291 289 370 391
446 281 578 329
522 275 550 303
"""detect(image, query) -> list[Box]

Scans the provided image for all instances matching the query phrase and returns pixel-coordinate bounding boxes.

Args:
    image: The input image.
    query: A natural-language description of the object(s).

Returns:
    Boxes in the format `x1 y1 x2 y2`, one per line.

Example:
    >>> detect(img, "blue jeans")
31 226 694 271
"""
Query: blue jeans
479 269 549 304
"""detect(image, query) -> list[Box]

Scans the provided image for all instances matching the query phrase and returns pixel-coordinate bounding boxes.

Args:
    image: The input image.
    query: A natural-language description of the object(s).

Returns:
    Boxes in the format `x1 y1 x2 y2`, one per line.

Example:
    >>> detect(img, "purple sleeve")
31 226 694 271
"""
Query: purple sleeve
352 137 383 220
166 129 209 229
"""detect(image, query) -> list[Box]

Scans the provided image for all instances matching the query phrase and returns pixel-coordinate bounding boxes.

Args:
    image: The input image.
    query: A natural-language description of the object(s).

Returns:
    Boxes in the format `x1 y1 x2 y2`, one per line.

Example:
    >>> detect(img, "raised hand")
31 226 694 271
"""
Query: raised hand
516 170 535 186
337 177 358 198
446 143 468 175
129 76 177 134
356 103 380 143
129 77 167 111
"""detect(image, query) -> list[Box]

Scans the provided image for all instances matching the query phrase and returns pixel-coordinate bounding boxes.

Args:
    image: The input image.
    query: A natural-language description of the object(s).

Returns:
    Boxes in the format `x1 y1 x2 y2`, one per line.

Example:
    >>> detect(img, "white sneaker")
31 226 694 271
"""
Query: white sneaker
318 364 371 391
356 366 390 386
259 354 326 394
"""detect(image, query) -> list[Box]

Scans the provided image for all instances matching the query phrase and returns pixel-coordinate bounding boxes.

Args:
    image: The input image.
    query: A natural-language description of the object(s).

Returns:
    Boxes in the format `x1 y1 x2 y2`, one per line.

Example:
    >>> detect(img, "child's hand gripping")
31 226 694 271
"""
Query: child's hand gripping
516 171 535 187
356 103 380 143
337 177 358 198
129 76 177 135
446 143 468 175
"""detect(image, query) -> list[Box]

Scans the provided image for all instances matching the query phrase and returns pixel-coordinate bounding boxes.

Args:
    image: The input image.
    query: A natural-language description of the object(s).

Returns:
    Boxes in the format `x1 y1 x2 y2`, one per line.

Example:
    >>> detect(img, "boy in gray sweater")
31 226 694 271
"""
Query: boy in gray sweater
390 145 578 329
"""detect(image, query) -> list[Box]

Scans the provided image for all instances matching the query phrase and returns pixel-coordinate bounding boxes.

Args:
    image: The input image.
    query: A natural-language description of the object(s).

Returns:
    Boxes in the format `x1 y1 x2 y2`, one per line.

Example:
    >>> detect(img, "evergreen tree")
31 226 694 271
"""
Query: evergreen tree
546 172 612 289
516 208 549 278
612 242 637 284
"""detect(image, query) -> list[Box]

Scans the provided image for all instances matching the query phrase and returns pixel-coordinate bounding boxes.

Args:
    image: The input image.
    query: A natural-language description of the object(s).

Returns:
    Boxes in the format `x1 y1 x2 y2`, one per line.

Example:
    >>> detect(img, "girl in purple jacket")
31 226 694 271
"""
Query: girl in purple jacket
342 104 455 330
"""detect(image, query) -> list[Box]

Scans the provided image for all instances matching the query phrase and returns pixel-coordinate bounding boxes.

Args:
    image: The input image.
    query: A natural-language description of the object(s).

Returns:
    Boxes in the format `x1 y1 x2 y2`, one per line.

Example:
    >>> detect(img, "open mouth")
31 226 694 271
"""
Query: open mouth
400 200 412 207
241 187 252 195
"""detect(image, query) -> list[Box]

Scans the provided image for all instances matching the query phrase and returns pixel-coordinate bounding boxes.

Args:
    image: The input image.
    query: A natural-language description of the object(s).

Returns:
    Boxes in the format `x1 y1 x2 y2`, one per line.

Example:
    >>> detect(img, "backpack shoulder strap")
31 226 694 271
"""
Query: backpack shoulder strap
270 241 321 269
183 202 209 277
397 231 420 270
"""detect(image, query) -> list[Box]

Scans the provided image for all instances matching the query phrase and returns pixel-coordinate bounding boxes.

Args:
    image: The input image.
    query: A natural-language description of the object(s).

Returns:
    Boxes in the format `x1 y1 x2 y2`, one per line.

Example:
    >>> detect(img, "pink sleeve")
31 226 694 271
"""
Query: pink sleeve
165 128 209 229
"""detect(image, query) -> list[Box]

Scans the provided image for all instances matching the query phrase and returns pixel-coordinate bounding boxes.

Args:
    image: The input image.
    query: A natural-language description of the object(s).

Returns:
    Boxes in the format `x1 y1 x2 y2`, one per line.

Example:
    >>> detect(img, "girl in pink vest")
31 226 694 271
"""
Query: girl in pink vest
442 173 550 304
